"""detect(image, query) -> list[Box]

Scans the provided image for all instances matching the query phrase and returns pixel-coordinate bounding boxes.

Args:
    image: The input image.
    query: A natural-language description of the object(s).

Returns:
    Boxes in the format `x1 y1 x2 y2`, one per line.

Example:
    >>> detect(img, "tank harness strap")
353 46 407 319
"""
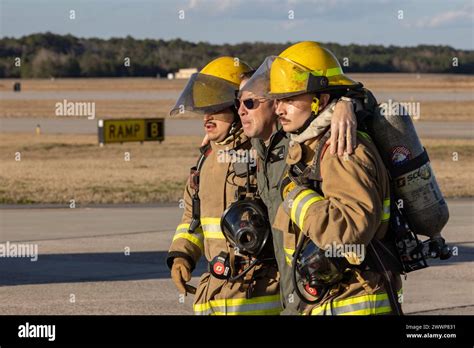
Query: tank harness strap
308 130 332 181
188 143 212 233
289 130 331 193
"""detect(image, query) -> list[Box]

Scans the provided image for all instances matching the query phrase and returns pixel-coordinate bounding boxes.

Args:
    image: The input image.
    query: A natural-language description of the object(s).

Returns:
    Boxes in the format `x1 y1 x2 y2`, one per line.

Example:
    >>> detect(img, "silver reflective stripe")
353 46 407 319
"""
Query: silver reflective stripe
201 217 225 239
290 189 324 229
294 191 319 227
172 223 204 251
311 292 396 316
194 298 282 315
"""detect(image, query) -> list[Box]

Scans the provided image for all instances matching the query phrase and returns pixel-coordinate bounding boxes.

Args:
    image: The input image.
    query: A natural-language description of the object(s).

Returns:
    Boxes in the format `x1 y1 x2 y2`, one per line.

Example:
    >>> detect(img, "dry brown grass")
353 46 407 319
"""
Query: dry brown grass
0 133 200 204
417 101 474 122
419 138 474 198
0 99 175 118
351 73 474 91
0 78 186 91
0 133 472 204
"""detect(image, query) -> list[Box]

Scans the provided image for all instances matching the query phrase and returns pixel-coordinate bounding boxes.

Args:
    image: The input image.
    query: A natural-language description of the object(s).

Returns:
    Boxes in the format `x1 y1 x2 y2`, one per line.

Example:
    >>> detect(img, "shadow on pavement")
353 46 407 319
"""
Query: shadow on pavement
0 251 207 286
0 244 471 287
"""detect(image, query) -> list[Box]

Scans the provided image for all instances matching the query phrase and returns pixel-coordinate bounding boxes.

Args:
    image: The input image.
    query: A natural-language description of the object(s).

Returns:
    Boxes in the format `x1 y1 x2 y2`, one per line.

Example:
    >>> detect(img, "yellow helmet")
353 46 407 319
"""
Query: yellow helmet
200 57 250 85
271 41 358 97
170 57 252 116
241 41 358 99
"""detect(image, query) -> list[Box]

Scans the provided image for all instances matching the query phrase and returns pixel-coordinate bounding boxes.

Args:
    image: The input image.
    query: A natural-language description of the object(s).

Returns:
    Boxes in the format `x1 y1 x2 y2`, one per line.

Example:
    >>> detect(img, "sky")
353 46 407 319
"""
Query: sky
0 0 473 49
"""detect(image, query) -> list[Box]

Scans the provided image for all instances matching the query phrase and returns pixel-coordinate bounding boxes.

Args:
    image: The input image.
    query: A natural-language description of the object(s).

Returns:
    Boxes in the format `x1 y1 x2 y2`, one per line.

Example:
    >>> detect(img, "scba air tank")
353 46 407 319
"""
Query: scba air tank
367 100 449 238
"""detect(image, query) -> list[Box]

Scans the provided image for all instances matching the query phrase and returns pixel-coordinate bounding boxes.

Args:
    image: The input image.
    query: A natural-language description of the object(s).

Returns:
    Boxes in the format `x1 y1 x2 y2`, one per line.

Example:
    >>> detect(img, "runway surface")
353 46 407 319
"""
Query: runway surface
0 199 472 315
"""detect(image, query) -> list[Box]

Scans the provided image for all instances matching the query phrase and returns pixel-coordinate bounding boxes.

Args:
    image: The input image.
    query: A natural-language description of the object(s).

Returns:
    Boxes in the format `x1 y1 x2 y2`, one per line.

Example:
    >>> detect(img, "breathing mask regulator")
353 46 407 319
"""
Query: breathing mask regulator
292 236 351 304
216 161 275 281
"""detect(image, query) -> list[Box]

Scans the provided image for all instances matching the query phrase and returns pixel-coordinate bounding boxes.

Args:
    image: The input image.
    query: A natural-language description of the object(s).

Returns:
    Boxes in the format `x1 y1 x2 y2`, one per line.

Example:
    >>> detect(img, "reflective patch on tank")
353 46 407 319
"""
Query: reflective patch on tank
390 146 411 166
406 164 432 184
395 164 432 188
396 165 440 208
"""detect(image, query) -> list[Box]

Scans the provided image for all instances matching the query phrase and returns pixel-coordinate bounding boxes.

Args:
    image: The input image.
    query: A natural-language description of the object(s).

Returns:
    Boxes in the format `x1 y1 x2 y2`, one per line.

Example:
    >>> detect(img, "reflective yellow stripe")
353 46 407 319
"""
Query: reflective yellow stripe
299 195 325 230
284 247 295 266
200 308 282 316
175 223 189 233
201 217 221 225
311 66 343 77
381 198 391 222
284 248 295 255
193 294 281 315
329 292 389 308
203 231 225 239
290 189 324 229
357 130 372 142
172 232 204 251
201 217 225 239
290 189 315 225
175 223 203 234
200 294 280 308
340 306 393 315
310 290 402 316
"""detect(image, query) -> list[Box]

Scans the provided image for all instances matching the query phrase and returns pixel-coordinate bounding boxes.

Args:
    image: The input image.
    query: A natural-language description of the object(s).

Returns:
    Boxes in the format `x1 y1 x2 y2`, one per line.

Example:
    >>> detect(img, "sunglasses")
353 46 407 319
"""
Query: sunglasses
234 98 268 110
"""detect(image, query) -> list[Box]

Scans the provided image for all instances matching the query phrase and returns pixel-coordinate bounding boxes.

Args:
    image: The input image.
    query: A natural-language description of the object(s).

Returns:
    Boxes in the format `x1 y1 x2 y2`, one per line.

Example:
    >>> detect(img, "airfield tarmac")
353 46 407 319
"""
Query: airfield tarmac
0 199 472 315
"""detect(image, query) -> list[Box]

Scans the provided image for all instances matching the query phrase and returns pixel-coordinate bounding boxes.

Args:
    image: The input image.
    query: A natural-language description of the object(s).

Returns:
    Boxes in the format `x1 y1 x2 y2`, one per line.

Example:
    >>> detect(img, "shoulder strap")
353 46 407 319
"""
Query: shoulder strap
287 131 331 191
190 143 212 191
307 131 331 182
197 143 212 170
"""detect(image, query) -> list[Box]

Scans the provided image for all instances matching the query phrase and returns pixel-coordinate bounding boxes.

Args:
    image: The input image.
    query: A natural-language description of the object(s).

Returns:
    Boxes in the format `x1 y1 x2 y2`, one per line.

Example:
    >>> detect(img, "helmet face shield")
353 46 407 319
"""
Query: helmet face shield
170 73 239 116
242 55 359 100
239 56 274 99
221 200 271 256
270 56 322 99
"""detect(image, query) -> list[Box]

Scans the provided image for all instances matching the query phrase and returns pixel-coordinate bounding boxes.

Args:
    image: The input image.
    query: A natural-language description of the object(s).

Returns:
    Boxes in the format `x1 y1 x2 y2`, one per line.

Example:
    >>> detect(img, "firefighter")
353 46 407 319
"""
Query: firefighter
237 67 360 314
166 57 281 315
244 41 403 315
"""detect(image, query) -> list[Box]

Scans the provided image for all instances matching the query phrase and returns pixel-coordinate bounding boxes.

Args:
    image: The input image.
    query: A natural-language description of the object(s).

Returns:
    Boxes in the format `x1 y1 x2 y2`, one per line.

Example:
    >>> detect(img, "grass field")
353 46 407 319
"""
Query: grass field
0 133 472 204
0 133 199 204
0 75 472 204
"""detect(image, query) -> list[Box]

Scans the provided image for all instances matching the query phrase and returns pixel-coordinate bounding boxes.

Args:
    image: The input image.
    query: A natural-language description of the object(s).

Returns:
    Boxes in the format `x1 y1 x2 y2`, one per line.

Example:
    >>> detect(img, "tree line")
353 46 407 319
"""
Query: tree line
0 32 472 78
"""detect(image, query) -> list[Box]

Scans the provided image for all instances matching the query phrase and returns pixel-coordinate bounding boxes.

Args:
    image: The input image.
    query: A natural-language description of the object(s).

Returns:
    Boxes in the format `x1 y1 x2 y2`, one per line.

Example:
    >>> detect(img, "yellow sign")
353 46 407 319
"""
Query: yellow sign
99 118 164 144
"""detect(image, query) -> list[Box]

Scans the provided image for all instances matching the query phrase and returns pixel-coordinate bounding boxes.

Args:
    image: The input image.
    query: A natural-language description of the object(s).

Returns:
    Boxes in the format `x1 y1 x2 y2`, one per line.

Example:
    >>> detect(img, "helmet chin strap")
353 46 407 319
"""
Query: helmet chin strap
290 96 320 135
228 119 241 136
